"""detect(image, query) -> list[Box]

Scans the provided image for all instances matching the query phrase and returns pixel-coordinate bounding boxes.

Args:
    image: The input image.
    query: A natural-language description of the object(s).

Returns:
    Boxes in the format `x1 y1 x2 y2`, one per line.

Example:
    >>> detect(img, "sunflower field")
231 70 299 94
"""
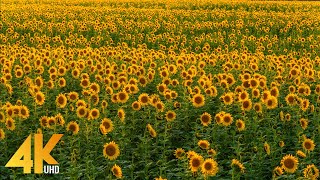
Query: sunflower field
1 0 320 179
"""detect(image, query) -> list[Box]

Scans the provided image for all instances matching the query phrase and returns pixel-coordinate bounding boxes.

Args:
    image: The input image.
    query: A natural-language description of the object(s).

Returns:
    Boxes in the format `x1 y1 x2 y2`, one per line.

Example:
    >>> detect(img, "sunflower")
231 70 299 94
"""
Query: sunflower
147 124 157 138
76 106 88 118
19 105 30 119
139 76 148 87
241 99 252 111
101 100 108 109
68 92 79 102
89 83 100 94
187 151 198 159
56 94 68 108
47 117 56 128
300 118 308 130
265 96 278 109
117 108 125 122
0 128 5 140
231 159 245 173
303 138 315 152
117 91 129 103
34 91 45 105
57 66 66 76
6 118 15 131
252 88 260 98
261 90 270 103
112 81 121 90
15 69 24 78
238 91 249 102
189 155 203 172
35 76 44 88
47 80 55 89
165 110 176 122
285 113 291 121
242 80 250 89
270 86 279 97
80 78 90 88
195 138 209 149
111 164 122 179
231 82 242 91
200 112 212 126
192 93 205 108
285 93 297 106
235 119 245 131
273 166 283 176
155 102 165 112
55 113 65 126
279 141 285 148
174 101 181 109
174 148 185 159
103 141 120 160
58 77 66 88
300 98 309 112
129 101 140 111
39 116 48 128
220 80 229 89
264 142 271 155
106 86 114 95
100 118 113 135
201 158 219 176
5 107 13 118
296 150 306 158
138 93 149 106
89 108 100 120
280 154 298 173
214 112 225 125
288 85 296 93
221 92 234 105
207 148 217 157
249 78 259 89
66 121 79 135
303 164 319 180
221 113 233 126
315 85 320 95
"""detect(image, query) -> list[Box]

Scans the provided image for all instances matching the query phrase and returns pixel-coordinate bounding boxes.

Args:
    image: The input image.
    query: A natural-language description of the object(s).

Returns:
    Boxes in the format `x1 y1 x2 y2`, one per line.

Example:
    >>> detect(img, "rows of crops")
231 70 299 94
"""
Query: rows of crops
0 0 320 179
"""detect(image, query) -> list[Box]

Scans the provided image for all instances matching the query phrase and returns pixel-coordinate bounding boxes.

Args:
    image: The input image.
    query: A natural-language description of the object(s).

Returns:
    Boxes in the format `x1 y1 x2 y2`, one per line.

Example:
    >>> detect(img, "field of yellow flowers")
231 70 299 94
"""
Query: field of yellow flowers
1 0 320 179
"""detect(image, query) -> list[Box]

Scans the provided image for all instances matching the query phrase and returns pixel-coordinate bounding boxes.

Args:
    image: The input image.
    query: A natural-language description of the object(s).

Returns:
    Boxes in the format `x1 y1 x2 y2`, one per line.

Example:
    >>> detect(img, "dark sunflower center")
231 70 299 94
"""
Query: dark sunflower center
200 143 207 149
224 117 231 123
288 96 294 103
204 162 213 170
195 97 203 104
36 95 42 101
243 101 249 108
304 142 312 149
106 145 116 156
79 109 85 115
58 97 64 104
103 122 110 129
192 159 200 167
284 159 294 169
21 109 26 115
224 96 231 102
141 96 148 103
202 115 209 123
69 124 76 131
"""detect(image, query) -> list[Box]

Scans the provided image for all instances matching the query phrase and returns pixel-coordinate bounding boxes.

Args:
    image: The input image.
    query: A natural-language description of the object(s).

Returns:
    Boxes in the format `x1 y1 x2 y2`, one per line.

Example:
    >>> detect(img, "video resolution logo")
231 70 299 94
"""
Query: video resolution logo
5 134 63 174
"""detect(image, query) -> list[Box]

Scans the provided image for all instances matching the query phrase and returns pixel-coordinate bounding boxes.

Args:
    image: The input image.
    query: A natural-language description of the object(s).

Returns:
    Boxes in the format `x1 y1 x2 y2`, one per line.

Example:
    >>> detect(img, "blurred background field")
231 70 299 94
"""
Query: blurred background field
0 0 320 179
